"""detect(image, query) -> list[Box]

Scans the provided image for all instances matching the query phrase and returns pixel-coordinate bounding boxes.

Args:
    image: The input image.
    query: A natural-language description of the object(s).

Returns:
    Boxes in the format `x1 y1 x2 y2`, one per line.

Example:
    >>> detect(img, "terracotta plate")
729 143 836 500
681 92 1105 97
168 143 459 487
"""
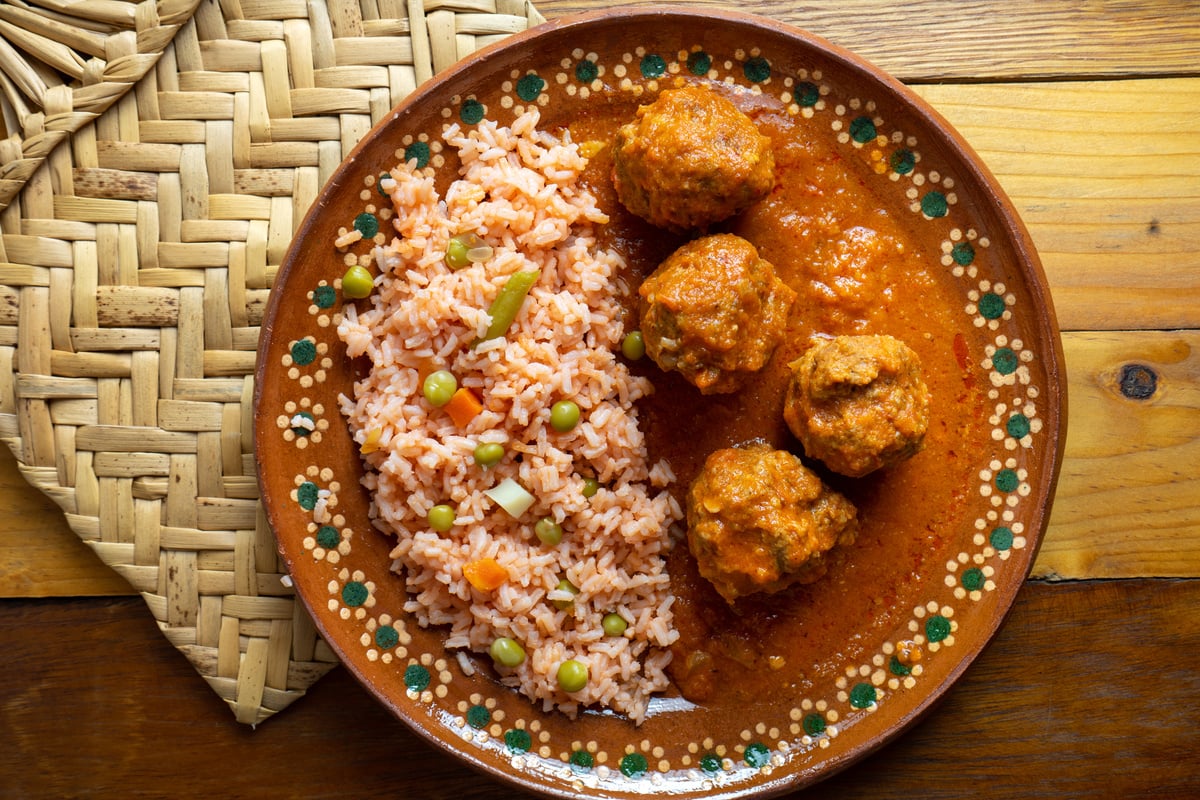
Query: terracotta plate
254 8 1066 797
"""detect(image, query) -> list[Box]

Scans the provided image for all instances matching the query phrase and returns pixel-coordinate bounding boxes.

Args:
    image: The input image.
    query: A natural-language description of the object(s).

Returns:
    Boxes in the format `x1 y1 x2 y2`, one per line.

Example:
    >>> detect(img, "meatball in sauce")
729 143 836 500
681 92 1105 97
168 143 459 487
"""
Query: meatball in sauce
639 234 796 394
611 85 775 232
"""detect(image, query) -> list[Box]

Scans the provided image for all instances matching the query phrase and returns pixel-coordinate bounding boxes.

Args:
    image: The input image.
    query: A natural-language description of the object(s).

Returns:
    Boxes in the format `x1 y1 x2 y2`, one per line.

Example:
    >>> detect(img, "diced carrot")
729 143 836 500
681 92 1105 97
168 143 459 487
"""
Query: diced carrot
463 558 508 592
444 386 484 427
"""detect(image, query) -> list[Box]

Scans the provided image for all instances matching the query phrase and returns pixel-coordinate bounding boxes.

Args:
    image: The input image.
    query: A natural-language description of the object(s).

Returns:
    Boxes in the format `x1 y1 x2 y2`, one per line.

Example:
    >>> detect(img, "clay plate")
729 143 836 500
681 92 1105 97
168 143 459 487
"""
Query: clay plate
254 7 1066 798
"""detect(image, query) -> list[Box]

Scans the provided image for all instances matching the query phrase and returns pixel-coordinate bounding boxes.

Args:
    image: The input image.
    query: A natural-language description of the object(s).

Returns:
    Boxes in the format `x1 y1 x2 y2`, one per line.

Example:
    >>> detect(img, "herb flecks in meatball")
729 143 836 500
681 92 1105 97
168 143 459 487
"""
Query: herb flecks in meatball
611 85 775 232
686 443 859 604
639 234 796 394
784 334 931 478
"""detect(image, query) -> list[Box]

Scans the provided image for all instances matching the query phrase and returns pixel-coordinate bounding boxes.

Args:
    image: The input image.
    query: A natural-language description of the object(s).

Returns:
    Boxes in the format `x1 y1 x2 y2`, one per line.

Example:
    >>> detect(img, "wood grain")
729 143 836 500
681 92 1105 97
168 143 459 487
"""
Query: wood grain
912 79 1200 332
536 0 1200 82
1034 330 1200 580
2 582 1197 798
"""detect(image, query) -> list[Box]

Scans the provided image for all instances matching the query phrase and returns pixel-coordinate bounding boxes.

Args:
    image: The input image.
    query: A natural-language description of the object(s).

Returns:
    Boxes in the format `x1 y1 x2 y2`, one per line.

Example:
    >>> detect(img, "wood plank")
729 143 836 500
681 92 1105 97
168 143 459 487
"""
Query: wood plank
0 582 1196 796
912 79 1200 332
1034 330 1200 580
0 444 130 597
536 0 1200 82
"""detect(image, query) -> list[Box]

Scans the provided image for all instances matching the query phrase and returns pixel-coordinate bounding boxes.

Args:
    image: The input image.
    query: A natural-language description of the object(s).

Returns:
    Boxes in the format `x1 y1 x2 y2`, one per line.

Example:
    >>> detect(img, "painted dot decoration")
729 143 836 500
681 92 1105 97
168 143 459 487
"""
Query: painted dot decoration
926 616 952 643
342 580 368 607
639 54 666 78
995 469 1020 492
404 141 431 168
375 624 400 649
687 51 711 75
849 116 876 143
991 526 1015 550
290 339 316 366
460 98 484 124
313 284 337 308
992 347 1019 375
743 55 771 83
316 525 340 549
505 729 533 753
620 753 649 778
266 34 1053 795
921 191 949 218
404 663 431 692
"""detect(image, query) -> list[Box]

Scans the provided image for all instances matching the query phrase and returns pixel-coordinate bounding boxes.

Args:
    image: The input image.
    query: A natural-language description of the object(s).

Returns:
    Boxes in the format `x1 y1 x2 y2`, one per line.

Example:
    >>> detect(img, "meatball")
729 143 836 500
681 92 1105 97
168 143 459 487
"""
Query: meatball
611 85 775 232
639 234 796 394
783 335 931 478
686 443 859 604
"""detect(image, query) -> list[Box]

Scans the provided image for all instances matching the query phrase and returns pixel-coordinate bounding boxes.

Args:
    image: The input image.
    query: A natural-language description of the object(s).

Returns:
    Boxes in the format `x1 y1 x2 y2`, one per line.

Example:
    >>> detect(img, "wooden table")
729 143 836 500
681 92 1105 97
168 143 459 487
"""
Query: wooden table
2 1 1197 796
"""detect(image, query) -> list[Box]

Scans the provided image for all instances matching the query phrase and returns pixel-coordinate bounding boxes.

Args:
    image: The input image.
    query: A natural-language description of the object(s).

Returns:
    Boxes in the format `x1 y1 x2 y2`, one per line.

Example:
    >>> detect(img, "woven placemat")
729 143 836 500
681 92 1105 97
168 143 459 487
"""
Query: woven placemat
0 0 544 726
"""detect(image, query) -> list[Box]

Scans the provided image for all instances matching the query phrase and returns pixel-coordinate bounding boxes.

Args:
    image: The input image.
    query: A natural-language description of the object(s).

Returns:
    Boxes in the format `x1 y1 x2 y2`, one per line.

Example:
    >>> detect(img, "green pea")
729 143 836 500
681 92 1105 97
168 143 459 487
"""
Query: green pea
621 330 645 360
422 370 458 407
581 477 600 499
550 400 581 433
556 659 589 693
602 613 628 637
445 236 471 270
551 578 578 610
489 636 526 668
473 442 505 468
427 504 456 532
534 517 563 546
341 265 374 299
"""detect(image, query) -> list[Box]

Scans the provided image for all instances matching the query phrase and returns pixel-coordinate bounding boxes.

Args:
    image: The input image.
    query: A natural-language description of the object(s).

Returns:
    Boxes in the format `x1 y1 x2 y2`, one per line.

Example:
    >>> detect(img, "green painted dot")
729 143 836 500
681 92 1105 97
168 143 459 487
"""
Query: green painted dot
687 51 711 75
802 713 826 736
377 172 390 195
619 753 648 779
991 526 1014 550
354 212 379 239
342 580 368 607
890 148 915 174
403 141 430 169
700 752 722 773
795 81 819 107
744 742 771 768
315 525 339 549
574 59 598 83
979 292 1006 319
743 56 770 83
296 481 319 510
466 704 490 729
926 615 951 643
962 567 985 591
404 663 430 691
1006 413 1031 439
374 624 399 649
460 98 484 125
849 116 876 144
504 728 531 752
888 655 911 676
921 191 949 218
995 468 1019 492
952 240 976 266
570 749 594 770
290 339 316 366
849 682 877 709
516 73 545 102
639 54 666 79
313 285 336 308
290 411 314 437
992 347 1019 375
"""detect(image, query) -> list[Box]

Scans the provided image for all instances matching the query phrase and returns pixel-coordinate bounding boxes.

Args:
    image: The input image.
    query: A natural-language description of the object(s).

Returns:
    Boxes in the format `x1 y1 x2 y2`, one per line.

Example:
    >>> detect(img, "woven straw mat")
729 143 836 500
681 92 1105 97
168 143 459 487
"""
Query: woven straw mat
0 0 545 726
